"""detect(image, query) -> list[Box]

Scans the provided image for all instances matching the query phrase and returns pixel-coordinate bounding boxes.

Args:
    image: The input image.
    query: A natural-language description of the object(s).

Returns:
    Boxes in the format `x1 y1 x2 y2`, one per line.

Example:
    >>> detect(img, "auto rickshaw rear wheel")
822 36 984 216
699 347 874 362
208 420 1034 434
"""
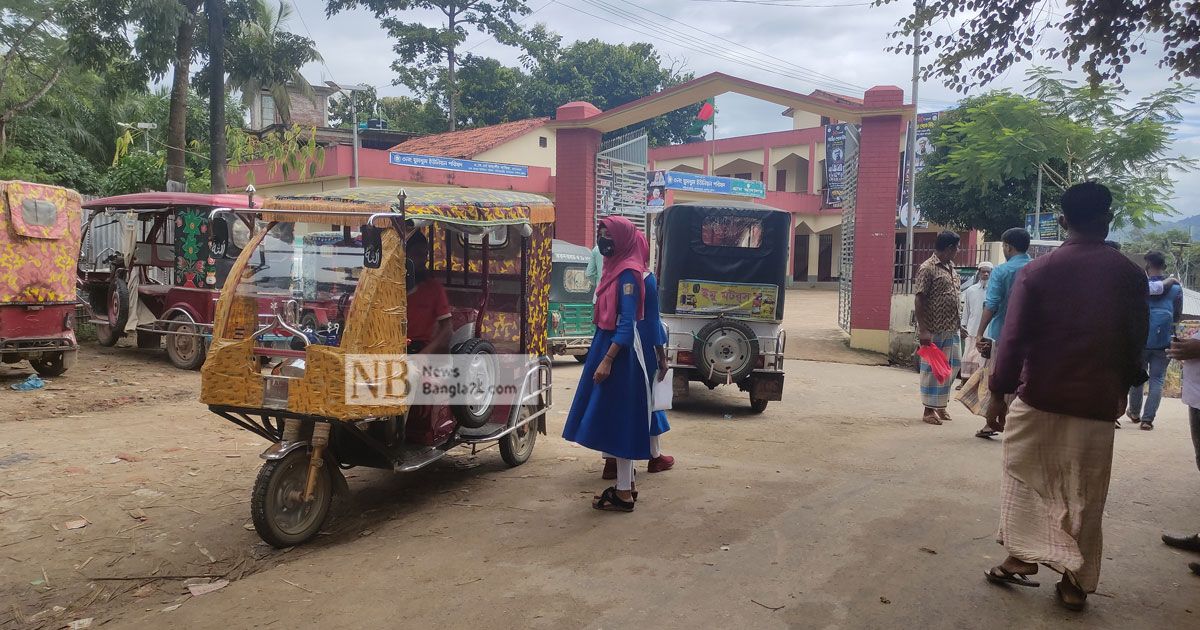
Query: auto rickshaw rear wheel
500 405 538 467
165 314 206 370
693 319 759 388
573 354 587 363
29 351 71 377
95 279 130 347
451 338 497 429
750 397 769 414
251 448 333 548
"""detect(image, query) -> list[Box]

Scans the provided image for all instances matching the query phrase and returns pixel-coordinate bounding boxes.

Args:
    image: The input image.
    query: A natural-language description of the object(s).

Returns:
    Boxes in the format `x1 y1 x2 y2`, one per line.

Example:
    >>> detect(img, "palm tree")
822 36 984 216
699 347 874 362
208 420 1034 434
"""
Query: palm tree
224 0 322 125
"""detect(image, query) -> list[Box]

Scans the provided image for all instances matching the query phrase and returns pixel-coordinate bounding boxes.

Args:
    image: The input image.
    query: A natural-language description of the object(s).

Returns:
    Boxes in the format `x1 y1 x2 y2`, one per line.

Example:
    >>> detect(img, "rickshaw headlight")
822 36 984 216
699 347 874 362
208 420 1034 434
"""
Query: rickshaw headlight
63 311 75 331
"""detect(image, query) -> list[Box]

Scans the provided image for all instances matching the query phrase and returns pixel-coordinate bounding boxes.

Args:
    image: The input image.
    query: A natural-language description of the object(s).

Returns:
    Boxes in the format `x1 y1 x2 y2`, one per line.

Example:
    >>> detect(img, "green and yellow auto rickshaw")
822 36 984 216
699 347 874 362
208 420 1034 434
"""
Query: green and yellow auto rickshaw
547 239 595 362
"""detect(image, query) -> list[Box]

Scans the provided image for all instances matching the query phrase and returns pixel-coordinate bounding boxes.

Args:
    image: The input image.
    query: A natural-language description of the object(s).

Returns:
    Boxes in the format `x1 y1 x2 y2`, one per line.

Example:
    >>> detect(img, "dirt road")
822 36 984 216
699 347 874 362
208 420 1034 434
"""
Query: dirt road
2 342 1198 629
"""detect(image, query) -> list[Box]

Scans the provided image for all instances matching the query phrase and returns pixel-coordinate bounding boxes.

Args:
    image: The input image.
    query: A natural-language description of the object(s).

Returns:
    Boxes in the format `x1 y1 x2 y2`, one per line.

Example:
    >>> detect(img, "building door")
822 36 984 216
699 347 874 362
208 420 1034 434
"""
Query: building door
818 233 834 281
793 234 809 281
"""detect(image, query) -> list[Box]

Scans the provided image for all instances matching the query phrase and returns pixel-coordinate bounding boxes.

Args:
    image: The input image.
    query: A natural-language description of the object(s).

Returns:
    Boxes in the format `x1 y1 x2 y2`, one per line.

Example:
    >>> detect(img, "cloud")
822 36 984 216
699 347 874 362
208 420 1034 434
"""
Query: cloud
289 0 1198 215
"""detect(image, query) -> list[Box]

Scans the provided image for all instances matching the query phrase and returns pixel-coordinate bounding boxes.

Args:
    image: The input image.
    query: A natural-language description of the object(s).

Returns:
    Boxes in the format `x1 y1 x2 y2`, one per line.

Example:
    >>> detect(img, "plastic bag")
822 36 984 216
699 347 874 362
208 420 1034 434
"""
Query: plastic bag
10 374 45 391
916 343 951 385
652 369 673 411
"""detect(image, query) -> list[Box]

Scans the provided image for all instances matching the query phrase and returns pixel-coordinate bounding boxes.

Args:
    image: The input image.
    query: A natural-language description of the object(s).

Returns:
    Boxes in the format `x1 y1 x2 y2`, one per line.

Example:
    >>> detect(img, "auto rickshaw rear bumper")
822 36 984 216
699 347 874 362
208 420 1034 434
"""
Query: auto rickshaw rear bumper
0 303 79 358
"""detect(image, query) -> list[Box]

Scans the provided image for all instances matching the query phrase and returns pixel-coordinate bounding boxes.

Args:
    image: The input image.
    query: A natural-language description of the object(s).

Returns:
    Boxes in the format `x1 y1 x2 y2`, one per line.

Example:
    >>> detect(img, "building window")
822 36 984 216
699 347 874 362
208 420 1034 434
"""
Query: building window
734 172 752 180
539 136 548 148
261 95 276 127
775 169 787 192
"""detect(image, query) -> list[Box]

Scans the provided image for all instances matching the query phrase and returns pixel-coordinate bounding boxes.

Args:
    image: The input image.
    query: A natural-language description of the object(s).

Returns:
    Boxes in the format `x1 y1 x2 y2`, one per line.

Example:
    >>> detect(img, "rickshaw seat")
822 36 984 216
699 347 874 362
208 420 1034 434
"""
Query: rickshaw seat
138 284 173 296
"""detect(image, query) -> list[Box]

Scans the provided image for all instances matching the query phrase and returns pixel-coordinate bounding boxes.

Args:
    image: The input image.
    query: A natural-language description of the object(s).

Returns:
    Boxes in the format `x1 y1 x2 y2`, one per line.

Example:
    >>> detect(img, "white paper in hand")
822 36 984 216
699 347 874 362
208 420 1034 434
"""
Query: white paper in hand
652 369 673 411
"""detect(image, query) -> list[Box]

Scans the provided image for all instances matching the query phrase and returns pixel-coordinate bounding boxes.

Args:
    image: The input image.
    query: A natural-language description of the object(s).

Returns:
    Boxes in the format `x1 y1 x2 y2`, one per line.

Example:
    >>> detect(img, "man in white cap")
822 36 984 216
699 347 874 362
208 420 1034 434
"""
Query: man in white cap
958 261 994 388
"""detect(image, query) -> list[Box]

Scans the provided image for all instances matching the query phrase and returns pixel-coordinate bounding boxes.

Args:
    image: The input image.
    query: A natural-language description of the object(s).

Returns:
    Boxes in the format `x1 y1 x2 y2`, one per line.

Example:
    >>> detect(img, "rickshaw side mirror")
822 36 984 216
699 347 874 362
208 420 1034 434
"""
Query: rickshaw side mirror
361 224 383 269
210 217 230 257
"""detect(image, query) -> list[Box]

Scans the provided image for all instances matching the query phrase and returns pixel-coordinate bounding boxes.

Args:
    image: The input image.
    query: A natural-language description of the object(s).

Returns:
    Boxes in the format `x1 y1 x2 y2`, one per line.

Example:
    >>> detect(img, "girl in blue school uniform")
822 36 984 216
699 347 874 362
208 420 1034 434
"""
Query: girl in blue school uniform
562 216 651 512
601 231 674 481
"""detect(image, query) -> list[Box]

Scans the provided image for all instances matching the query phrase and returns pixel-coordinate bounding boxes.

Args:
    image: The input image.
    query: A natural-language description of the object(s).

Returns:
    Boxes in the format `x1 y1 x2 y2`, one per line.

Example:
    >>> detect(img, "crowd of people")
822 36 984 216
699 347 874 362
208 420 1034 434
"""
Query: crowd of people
912 182 1200 611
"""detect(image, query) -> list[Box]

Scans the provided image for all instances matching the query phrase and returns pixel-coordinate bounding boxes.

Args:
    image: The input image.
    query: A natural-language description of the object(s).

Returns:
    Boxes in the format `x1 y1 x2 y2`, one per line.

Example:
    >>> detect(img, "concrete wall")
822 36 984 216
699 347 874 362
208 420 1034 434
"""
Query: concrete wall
791 111 822 130
477 130 557 173
888 293 918 362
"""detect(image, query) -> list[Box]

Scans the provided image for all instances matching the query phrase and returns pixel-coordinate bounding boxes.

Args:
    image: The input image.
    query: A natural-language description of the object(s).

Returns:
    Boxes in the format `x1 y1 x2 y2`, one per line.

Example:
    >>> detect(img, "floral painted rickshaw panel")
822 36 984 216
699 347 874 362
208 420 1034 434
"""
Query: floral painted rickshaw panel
174 208 215 288
0 181 82 303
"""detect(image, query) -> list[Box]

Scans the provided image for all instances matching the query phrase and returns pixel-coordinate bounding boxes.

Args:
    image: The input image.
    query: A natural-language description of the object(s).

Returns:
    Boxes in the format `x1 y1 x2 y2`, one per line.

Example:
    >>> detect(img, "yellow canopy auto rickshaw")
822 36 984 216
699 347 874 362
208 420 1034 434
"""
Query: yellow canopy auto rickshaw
199 186 553 547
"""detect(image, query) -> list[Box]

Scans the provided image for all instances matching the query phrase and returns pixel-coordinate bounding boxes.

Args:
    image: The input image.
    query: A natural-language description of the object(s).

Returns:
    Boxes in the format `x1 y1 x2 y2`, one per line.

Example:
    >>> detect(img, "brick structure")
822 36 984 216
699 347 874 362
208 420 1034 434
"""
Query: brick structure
848 86 905 352
554 102 603 246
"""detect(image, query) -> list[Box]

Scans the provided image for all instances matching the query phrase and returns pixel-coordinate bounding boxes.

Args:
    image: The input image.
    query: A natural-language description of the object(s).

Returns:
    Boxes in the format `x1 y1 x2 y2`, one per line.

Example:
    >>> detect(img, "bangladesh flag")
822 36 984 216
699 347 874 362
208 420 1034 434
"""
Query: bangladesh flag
696 98 716 121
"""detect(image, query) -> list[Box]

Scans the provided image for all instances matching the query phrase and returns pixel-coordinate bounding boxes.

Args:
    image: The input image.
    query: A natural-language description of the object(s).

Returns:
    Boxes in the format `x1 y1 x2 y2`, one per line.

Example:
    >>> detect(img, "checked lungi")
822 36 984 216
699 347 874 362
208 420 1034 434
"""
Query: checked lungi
919 331 961 409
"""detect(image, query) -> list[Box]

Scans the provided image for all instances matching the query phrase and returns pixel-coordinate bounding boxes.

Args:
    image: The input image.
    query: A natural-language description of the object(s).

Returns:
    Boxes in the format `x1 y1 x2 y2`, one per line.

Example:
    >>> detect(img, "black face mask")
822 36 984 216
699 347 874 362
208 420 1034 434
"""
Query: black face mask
597 237 616 257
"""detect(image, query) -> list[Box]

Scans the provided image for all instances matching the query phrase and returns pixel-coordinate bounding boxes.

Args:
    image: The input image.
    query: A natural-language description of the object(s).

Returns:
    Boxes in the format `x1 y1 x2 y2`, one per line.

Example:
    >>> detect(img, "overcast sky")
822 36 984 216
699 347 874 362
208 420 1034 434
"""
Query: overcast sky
288 0 1199 217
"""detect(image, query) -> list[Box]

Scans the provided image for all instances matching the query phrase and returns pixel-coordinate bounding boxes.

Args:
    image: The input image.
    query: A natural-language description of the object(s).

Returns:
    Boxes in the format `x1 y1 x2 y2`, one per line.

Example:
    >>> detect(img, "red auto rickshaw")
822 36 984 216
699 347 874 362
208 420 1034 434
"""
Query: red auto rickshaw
0 181 83 376
78 192 260 369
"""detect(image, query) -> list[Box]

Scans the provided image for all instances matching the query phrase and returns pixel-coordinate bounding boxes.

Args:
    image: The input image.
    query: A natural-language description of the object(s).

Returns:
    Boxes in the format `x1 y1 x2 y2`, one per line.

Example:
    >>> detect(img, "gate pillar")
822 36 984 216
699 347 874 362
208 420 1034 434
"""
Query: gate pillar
848 86 906 353
554 101 603 247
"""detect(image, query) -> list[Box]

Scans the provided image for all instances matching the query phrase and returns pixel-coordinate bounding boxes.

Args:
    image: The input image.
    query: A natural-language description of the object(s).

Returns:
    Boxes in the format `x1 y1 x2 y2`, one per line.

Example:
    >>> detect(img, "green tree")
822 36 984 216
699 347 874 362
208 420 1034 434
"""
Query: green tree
325 0 531 131
524 38 696 145
1121 228 1200 288
919 68 1195 233
222 0 323 125
0 0 144 158
378 95 447 134
328 86 380 128
882 0 1200 92
454 55 532 127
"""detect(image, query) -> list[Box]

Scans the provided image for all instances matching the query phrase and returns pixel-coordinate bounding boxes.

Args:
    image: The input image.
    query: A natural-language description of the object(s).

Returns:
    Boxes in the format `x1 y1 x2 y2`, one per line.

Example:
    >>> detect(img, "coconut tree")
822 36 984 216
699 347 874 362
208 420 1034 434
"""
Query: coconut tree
224 0 322 125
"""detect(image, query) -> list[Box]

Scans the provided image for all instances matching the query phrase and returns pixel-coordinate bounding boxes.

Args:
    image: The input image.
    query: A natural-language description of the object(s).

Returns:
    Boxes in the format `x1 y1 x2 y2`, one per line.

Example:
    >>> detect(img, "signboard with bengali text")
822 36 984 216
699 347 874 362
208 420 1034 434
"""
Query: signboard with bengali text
676 279 779 321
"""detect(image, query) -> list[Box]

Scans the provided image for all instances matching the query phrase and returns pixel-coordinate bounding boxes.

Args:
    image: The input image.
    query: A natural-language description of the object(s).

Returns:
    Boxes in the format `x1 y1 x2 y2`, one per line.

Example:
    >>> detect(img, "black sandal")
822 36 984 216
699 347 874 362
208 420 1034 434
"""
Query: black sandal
592 487 635 512
984 566 1040 588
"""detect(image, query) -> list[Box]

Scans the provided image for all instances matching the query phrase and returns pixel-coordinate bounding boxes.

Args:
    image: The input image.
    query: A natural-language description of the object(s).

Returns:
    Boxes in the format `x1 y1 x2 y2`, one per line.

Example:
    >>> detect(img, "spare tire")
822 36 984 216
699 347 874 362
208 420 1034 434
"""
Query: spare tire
451 338 497 429
693 318 759 387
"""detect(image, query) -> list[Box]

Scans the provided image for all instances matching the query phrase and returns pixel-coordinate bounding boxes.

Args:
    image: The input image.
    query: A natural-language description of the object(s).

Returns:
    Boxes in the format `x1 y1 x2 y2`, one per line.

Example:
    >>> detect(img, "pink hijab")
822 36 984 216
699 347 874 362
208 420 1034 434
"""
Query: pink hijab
593 216 646 329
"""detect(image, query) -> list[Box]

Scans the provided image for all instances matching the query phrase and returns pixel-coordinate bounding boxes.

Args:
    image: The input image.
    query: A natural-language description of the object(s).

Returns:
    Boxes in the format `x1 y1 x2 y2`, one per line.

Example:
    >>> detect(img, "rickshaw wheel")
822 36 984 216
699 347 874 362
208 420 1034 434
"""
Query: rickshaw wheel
165 315 207 370
573 354 587 364
251 448 333 548
694 319 760 387
750 397 769 414
96 280 130 348
30 352 68 377
451 338 497 429
500 405 538 467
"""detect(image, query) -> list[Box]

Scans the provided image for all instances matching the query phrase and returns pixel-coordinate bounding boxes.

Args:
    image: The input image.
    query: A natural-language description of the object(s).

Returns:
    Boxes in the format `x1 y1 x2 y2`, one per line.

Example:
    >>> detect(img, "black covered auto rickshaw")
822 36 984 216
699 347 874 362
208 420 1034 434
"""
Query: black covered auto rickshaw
657 201 789 412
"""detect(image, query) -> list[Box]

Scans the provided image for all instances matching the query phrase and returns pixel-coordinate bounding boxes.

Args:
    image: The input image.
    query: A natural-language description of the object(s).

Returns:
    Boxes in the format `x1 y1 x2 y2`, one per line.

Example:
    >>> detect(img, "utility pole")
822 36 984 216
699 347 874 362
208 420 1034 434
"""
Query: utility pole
903 0 923 289
1033 165 1043 238
327 82 370 187
207 0 226 193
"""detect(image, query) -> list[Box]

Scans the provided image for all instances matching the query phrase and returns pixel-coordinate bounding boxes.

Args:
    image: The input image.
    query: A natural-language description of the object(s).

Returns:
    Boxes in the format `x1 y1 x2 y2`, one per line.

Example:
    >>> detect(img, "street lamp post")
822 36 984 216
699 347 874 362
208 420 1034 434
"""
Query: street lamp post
327 82 371 188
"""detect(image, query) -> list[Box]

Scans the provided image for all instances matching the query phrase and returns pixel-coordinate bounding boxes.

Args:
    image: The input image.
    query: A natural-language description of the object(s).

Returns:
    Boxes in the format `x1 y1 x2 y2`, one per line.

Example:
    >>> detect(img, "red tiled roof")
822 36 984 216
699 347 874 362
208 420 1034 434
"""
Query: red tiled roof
389 118 550 159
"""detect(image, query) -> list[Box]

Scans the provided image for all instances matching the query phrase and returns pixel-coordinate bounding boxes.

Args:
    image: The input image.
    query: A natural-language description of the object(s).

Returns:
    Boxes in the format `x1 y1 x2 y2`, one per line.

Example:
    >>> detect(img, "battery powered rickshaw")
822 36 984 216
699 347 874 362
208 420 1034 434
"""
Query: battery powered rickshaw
547 239 595 361
0 181 83 376
200 187 553 547
78 192 261 369
657 201 790 413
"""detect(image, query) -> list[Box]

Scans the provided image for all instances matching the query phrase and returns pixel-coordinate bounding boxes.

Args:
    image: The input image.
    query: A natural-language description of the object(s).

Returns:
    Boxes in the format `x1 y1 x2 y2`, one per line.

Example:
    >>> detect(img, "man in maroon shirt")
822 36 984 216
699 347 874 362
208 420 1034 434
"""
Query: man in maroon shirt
405 232 452 354
981 182 1148 611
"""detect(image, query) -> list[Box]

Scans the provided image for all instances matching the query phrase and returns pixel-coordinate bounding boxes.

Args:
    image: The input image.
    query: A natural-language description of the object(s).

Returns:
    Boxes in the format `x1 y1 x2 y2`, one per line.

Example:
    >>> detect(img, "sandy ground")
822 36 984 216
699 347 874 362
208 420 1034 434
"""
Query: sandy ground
780 289 888 366
2 313 1199 629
